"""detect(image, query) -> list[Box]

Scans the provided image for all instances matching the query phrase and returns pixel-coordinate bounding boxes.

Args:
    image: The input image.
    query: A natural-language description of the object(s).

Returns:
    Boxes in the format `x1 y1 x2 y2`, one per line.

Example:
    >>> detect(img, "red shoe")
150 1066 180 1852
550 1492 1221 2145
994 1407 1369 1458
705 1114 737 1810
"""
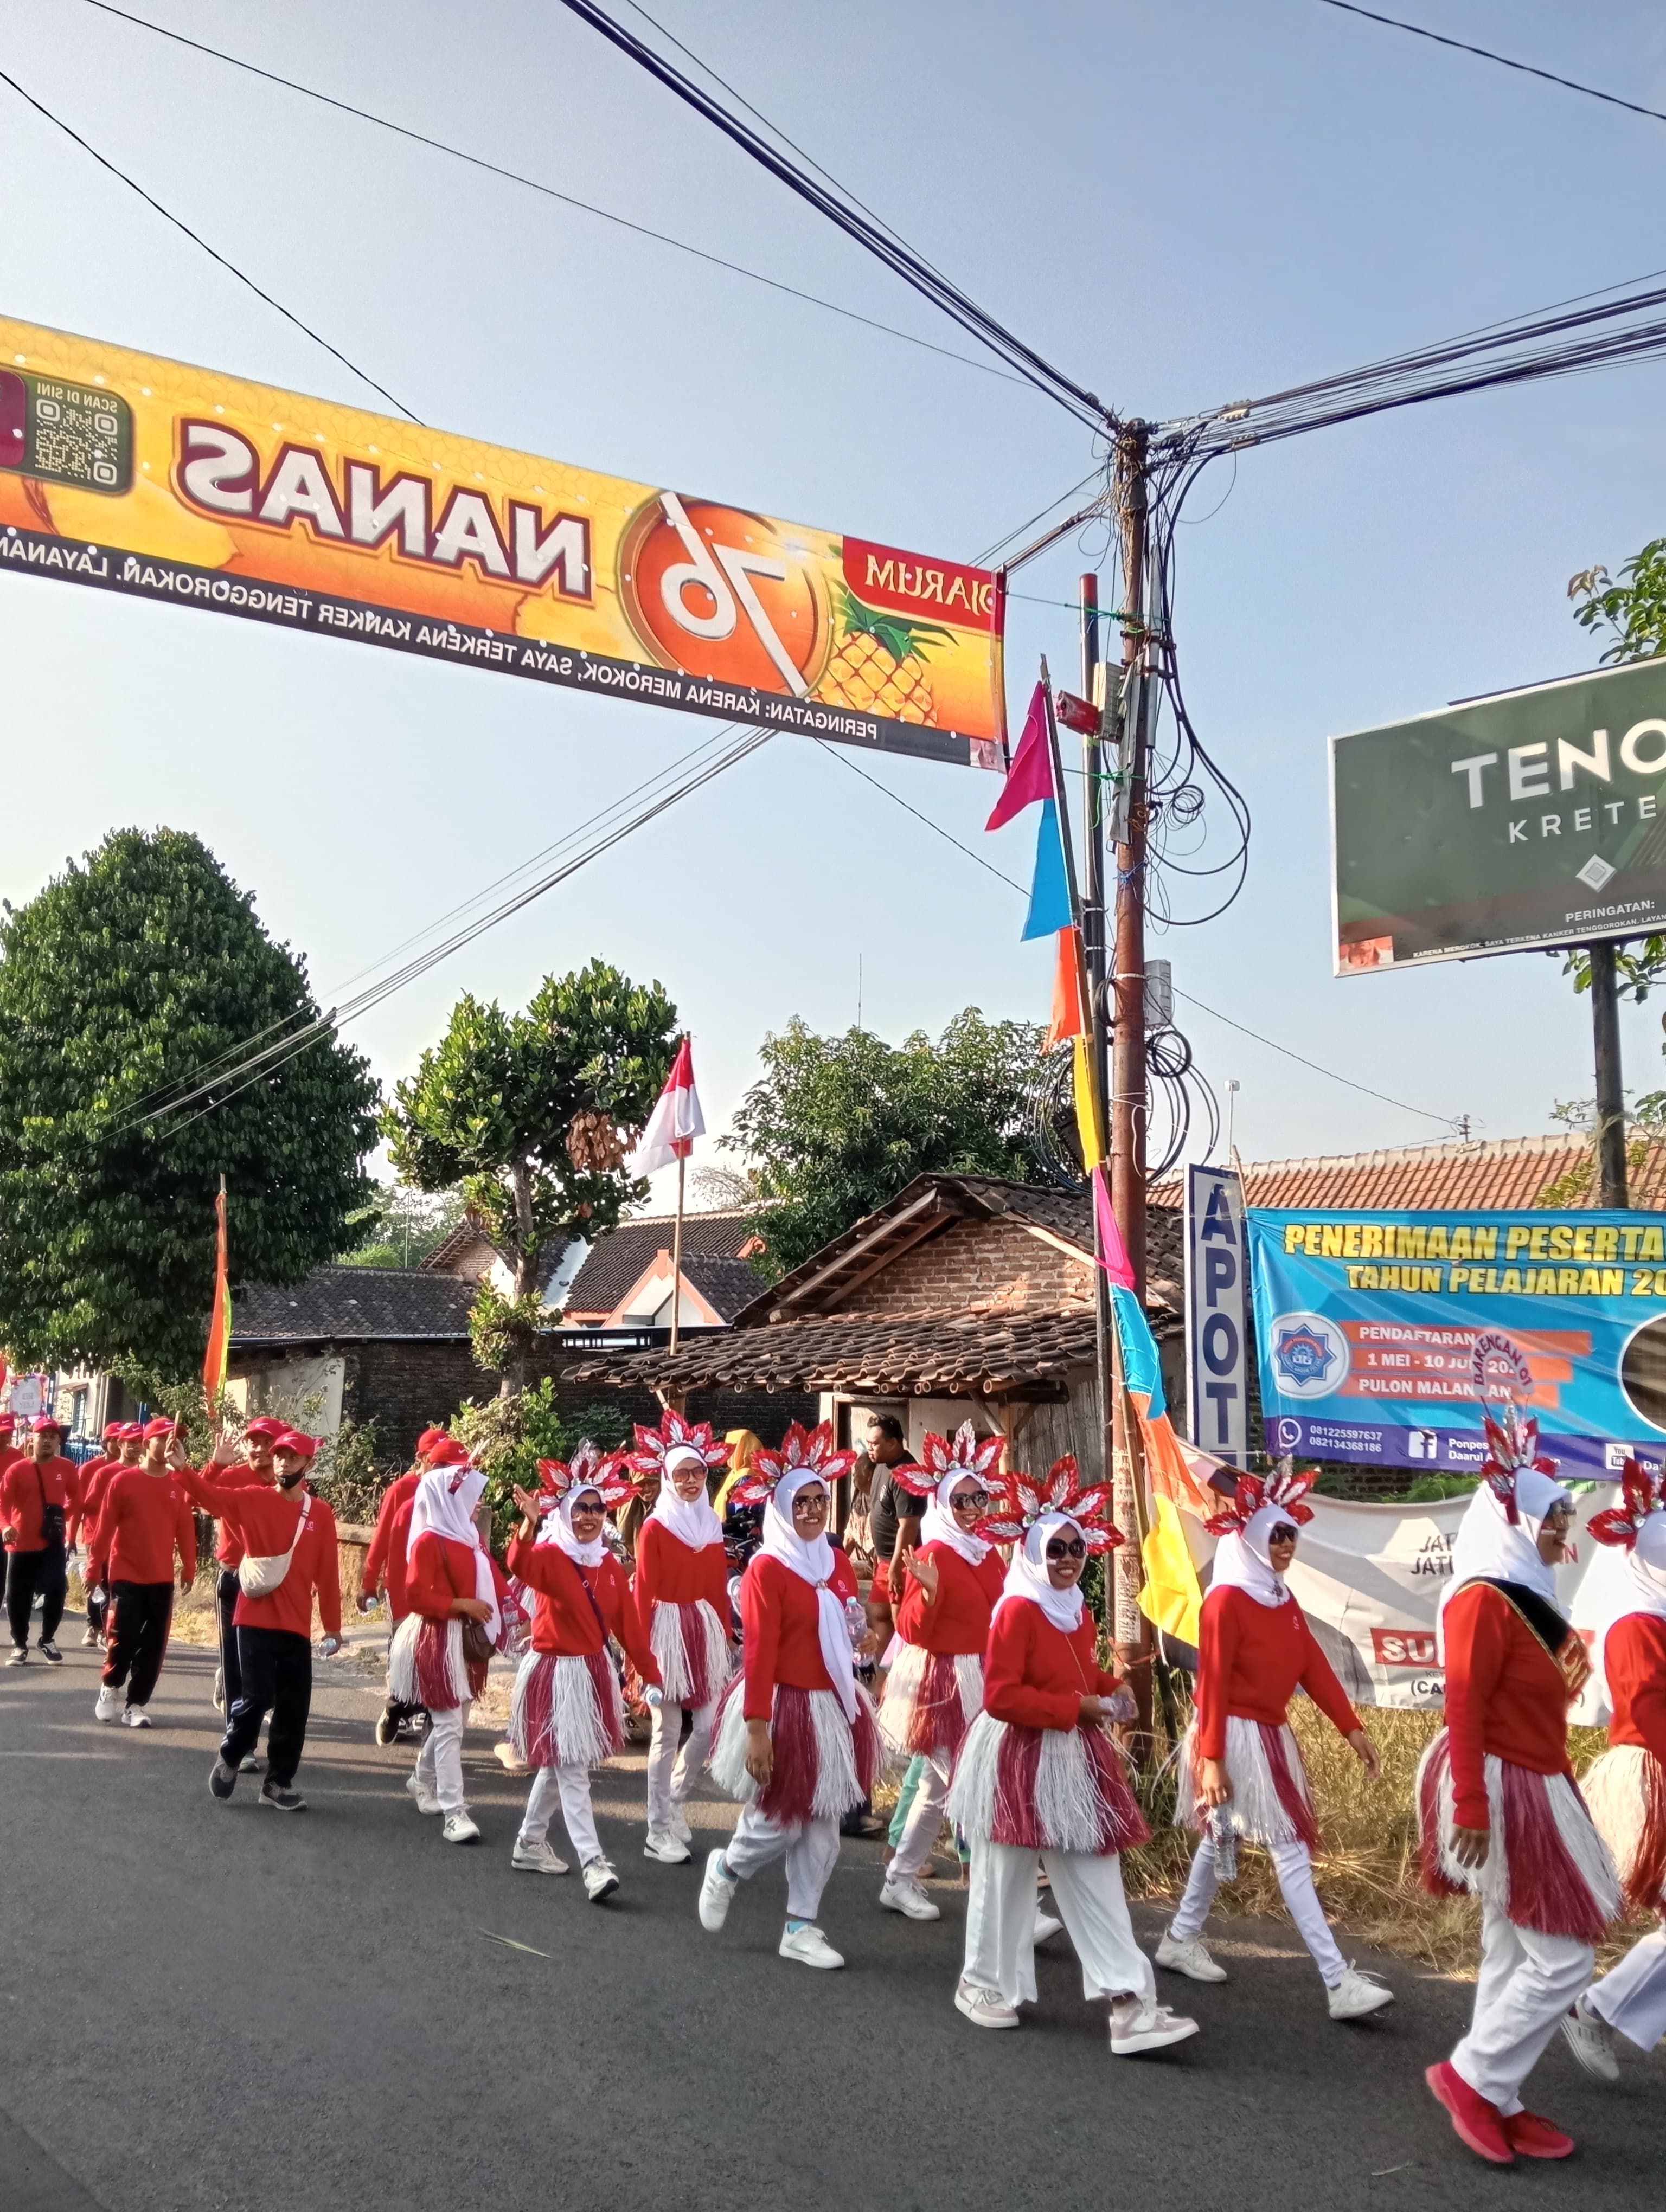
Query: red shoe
1505 2111 1574 2160
1425 2062 1514 2164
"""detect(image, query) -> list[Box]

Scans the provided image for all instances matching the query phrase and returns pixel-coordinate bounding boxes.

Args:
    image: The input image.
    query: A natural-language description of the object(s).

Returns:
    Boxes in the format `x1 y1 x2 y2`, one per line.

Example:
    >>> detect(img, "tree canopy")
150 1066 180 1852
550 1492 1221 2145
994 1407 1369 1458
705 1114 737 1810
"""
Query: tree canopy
726 1009 1046 1277
0 828 380 1378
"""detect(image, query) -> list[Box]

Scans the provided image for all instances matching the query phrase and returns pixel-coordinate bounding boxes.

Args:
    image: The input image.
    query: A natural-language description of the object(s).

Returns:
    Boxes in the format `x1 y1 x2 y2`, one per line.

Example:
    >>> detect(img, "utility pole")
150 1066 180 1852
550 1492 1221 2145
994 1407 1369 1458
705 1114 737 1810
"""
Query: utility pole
1080 570 1116 1656
1588 940 1628 1207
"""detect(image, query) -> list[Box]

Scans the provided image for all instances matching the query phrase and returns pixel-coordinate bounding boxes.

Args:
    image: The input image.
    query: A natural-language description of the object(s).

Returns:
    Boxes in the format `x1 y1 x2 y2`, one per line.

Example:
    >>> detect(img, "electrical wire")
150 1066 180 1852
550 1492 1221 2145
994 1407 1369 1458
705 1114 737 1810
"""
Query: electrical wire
1319 1 1666 130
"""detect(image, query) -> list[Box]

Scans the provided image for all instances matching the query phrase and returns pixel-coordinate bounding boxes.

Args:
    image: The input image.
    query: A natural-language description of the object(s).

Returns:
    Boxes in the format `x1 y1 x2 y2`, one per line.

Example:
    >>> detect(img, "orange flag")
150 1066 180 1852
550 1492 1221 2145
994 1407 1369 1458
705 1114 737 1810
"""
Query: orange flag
202 1179 231 1401
1045 925 1087 1050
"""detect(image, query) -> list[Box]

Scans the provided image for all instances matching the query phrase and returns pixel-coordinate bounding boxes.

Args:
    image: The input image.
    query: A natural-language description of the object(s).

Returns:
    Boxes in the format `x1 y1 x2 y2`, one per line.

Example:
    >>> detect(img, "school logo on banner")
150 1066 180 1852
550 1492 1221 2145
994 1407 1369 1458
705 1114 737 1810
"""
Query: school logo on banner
1270 1313 1350 1397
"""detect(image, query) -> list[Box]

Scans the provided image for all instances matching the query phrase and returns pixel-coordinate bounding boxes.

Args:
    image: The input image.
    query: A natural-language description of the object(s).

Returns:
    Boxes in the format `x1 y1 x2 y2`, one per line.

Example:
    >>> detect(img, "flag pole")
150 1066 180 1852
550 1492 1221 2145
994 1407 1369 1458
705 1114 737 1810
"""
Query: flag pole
670 1150 687 1354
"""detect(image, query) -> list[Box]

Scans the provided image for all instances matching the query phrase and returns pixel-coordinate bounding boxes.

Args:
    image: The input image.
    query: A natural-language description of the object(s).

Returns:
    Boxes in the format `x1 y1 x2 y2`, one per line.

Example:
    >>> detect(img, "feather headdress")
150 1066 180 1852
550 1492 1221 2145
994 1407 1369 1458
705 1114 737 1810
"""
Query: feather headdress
889 1420 1005 1503
626 1408 732 1486
981 1453 1124 1553
1589 1459 1666 1551
726 1420 856 1509
1204 1461 1316 1539
533 1439 635 1513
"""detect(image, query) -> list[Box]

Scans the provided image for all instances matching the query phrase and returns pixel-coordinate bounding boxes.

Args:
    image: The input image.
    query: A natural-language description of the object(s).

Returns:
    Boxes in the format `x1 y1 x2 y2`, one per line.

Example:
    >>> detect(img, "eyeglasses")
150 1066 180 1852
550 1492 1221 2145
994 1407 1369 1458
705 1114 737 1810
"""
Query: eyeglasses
1045 1538 1086 1561
953 1490 990 1512
791 1494 827 1516
1268 1524 1298 1545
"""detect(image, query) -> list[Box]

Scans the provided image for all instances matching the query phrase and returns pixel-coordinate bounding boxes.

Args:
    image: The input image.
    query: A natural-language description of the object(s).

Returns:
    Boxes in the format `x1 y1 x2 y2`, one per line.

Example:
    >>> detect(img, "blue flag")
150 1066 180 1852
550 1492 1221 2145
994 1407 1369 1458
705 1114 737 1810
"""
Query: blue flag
1021 798 1073 939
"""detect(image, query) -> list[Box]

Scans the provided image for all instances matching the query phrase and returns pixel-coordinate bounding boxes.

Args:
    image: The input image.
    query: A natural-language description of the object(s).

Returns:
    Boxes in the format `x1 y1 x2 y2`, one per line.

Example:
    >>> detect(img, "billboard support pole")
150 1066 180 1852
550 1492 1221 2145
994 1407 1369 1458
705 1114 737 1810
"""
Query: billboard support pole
1588 940 1629 1208
1080 570 1119 1662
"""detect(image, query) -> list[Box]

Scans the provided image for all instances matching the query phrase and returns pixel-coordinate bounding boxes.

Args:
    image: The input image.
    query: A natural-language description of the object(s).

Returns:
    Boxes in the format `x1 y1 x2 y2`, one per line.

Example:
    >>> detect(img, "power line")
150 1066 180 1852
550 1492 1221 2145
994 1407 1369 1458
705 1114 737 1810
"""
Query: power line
1319 1 1666 130
0 62 417 421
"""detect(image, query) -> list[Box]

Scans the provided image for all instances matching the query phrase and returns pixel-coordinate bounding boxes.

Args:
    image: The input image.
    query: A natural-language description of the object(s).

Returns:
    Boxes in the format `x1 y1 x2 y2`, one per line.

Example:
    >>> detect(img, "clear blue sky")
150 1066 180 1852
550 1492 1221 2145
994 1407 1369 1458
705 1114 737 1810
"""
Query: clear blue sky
5 0 1666 1199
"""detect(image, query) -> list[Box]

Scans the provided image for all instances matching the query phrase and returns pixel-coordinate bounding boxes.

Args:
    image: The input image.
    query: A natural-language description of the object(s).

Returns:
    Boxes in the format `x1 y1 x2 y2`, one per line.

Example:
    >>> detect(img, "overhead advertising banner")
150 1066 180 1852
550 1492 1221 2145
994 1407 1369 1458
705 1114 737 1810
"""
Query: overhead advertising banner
1246 1205 1666 1479
1185 1164 1249 1466
1331 660 1666 973
0 315 1004 769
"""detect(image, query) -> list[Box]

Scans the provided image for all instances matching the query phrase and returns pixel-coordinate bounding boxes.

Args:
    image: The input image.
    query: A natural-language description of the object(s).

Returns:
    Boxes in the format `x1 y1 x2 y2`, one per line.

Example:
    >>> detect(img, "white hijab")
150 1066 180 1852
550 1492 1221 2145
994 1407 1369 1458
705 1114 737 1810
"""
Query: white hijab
758 1467 856 1720
1584 1510 1666 1685
408 1464 500 1638
541 1484 609 1571
1210 1502 1295 1610
998 1510 1086 1634
1445 1464 1571 1612
920 1469 992 1568
649 1444 724 1552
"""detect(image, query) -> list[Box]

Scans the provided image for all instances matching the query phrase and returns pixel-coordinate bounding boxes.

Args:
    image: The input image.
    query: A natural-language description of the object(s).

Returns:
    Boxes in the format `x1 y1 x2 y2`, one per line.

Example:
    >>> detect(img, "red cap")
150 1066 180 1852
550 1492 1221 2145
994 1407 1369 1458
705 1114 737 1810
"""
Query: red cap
118 1422 144 1441
141 1417 176 1441
32 1413 64 1435
244 1417 286 1443
272 1430 318 1461
415 1426 445 1454
0 1414 15 1432
102 1420 124 1440
426 1435 469 1468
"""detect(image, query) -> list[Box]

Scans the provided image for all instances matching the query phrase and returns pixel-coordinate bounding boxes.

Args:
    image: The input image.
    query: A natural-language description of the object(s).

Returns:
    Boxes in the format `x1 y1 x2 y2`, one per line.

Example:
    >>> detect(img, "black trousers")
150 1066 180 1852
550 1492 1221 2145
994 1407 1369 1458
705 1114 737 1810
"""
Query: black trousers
216 1569 244 1711
6 1543 66 1648
222 1626 312 1787
104 1581 174 1705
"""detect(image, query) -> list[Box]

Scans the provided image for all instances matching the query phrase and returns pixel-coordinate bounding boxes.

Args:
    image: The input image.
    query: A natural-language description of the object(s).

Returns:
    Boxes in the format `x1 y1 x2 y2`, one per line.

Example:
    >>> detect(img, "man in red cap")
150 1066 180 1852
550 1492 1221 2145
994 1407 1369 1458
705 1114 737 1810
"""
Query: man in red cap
362 1426 461 1746
81 1425 144 1647
199 1416 284 1751
179 1429 342 1813
2 1415 76 1664
88 1418 197 1726
67 1421 126 1645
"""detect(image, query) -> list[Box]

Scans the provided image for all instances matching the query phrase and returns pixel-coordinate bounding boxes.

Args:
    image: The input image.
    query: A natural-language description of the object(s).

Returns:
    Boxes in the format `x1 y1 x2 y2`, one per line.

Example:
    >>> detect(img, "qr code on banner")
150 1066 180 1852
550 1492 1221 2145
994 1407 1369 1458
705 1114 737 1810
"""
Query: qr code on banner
30 383 125 488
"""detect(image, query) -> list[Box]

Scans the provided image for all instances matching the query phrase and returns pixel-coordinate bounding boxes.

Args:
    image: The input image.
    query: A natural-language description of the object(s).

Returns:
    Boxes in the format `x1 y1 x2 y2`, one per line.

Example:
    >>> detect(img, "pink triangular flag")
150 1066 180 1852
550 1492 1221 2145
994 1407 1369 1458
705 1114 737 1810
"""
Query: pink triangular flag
984 683 1054 831
1092 1165 1136 1287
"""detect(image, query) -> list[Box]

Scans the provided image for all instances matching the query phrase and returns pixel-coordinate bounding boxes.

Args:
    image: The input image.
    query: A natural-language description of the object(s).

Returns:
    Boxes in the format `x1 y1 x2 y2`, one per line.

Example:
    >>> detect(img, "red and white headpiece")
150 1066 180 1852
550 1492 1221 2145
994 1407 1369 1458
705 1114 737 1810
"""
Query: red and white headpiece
534 1441 633 1513
1590 1459 1666 1554
1477 1403 1560 1527
1204 1463 1316 1541
981 1454 1124 1554
627 1409 731 1487
726 1420 856 1509
1205 1462 1315 1608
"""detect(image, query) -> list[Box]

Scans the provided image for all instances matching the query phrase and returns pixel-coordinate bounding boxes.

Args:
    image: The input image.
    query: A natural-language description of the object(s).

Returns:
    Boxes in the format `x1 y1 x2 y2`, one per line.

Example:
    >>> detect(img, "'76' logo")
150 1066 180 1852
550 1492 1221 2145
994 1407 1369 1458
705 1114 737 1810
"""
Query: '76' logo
620 492 824 698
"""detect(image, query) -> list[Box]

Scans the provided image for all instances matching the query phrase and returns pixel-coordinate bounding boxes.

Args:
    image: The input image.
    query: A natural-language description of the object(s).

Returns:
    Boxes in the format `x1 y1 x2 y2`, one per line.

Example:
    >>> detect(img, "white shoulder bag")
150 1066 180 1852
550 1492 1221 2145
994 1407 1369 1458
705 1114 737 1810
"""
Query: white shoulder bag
238 1494 312 1597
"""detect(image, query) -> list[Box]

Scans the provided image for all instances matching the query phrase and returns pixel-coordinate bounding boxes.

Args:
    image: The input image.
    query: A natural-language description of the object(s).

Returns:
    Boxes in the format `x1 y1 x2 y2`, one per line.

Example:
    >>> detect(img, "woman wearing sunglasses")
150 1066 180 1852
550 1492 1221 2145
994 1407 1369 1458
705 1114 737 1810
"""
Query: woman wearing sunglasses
1164 1466 1391 2023
947 1459 1198 2054
879 1425 1009 1922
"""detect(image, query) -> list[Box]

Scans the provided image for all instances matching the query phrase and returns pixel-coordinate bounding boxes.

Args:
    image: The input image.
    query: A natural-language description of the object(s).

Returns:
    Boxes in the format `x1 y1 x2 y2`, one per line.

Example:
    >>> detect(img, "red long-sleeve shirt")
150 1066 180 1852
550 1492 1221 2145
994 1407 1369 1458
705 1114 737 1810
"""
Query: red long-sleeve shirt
739 1550 860 1720
405 1531 510 1624
895 1542 1005 1657
81 1459 133 1567
67 1457 108 1545
1195 1583 1359 1761
1604 1611 1666 1767
506 1532 659 1679
1443 1580 1573 1830
1 1454 75 1551
632 1519 729 1631
982 1596 1121 1732
89 1468 197 1586
362 1469 423 1603
182 1471 341 1639
193 1460 274 1567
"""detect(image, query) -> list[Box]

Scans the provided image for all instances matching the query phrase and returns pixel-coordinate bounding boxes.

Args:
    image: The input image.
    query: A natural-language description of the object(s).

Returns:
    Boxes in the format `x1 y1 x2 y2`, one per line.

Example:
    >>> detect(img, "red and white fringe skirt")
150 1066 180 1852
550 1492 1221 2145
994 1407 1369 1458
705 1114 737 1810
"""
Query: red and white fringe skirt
509 1648 623 1770
1177 1716 1319 1851
1578 1742 1666 1917
947 1711 1150 1856
879 1643 983 1761
389 1614 488 1713
1417 1728 1621 1943
708 1675 881 1827
649 1596 732 1709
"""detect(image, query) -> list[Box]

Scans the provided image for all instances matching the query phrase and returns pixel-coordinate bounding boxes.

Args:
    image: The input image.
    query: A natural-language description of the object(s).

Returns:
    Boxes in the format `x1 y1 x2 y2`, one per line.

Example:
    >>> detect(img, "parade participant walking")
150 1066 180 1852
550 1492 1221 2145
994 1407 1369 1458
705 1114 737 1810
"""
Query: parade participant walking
183 1431 342 1814
389 1458 507 1844
503 1446 660 1899
88 1418 197 1727
198 1416 283 1730
701 1423 880 1970
1162 1466 1392 2022
629 1412 733 1865
2 1415 76 1664
362 1429 463 1745
879 1424 1007 1921
1560 1460 1666 2082
68 1421 124 1643
1419 1403 1619 2165
947 1459 1194 2052
80 1425 143 1646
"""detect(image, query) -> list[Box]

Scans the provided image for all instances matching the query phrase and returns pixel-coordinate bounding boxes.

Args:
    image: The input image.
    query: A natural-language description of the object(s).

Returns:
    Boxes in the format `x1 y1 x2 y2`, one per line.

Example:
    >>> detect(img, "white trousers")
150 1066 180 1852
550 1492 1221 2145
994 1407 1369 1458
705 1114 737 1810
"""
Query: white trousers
1450 1896 1593 2113
722 1802 841 1921
1586 1922 1666 2052
964 1840 1156 2010
889 1748 951 1881
645 1697 717 1834
520 1762 603 1865
1168 1829 1348 1986
415 1703 469 1815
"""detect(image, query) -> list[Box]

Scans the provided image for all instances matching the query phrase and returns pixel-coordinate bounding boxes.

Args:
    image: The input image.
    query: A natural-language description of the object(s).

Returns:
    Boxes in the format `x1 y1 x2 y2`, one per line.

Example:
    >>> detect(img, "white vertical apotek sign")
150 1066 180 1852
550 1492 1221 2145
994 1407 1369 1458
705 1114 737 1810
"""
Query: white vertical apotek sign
1186 1164 1248 1466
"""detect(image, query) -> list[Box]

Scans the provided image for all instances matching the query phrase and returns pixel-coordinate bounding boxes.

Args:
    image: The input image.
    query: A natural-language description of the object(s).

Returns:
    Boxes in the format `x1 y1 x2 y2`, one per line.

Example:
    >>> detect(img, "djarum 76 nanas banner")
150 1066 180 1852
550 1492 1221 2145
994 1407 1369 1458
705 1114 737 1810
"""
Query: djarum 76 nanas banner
0 316 1005 769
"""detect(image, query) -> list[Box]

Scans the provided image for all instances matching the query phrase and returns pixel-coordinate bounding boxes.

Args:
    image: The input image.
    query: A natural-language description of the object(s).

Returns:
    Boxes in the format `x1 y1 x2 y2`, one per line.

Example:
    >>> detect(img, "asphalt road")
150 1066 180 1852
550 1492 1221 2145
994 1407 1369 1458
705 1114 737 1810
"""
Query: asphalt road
2 1638 1662 2212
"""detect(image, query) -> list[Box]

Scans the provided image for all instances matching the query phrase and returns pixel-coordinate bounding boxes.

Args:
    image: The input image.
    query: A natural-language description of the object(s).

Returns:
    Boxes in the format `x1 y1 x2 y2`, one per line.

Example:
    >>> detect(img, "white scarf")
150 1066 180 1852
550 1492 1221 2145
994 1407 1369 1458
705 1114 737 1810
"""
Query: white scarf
758 1467 856 1720
919 1469 992 1567
407 1465 500 1638
1584 1510 1666 1685
541 1486 608 1571
1445 1464 1571 1611
649 1444 723 1551
997 1511 1086 1634
1210 1502 1295 1610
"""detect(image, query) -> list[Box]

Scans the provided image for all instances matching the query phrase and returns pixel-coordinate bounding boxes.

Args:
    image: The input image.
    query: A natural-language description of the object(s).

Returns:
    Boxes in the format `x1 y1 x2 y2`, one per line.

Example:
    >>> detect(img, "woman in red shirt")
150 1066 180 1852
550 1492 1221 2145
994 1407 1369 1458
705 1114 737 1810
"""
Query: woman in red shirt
1164 1466 1389 2022
700 1423 879 1971
503 1445 659 1902
629 1414 734 1867
878 1423 1007 1921
1420 1409 1619 2164
1560 1460 1666 2081
947 1458 1194 2050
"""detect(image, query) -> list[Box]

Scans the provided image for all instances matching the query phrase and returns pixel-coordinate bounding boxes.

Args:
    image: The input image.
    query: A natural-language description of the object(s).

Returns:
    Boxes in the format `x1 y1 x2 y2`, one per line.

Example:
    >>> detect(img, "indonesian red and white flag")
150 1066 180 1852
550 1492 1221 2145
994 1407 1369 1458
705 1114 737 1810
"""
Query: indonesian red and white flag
630 1038 705 1176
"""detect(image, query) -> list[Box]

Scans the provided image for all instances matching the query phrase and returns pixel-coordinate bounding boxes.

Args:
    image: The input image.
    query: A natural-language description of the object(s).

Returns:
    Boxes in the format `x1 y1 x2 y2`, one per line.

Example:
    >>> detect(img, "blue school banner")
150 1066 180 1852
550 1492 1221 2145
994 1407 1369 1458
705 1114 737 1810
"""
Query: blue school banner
1246 1206 1666 1480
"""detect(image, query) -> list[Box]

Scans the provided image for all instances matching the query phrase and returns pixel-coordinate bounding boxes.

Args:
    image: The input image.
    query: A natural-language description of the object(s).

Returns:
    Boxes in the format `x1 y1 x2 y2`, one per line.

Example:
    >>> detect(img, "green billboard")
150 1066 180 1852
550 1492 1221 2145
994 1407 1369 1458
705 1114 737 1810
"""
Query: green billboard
1331 661 1666 973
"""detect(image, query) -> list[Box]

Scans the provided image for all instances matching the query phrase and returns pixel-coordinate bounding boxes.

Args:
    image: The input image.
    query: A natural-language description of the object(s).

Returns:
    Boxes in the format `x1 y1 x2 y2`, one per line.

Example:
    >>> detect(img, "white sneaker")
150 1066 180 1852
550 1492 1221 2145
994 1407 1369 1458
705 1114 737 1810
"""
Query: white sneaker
1156 1930 1228 1983
1561 1993 1620 2082
582 1857 620 1902
405 1771 442 1816
779 1922 844 1970
1327 1965 1394 2021
879 1876 940 1921
671 1806 694 1844
80 1626 100 1648
699 1848 738 1931
441 1812 480 1844
1034 1909 1064 1945
212 1667 225 1715
644 1828 692 1864
1109 1997 1200 2055
512 1837 569 1876
492 1739 530 1775
955 1978 1019 2029
94 1684 121 1724
121 1707 151 1728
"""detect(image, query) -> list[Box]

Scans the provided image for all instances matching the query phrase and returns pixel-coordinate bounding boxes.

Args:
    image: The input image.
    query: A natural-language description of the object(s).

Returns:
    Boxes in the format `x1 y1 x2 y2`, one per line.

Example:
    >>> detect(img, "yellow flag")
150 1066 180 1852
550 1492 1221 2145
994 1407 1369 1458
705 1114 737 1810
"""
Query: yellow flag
1072 1033 1105 1171
1137 1489 1204 1646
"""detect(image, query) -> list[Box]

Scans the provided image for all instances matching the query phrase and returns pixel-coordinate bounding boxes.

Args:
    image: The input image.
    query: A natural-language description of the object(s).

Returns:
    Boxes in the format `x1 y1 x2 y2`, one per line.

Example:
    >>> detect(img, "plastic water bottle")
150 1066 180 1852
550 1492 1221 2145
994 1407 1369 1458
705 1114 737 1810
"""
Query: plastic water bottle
1208 1804 1238 1882
843 1597 868 1649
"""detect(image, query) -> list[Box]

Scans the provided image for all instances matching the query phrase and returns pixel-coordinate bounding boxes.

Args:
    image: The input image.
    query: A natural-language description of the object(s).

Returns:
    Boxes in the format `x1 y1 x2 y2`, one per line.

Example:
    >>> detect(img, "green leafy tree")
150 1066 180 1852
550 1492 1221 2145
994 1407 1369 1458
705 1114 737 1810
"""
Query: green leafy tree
339 1179 466 1269
726 1009 1046 1277
451 1378 630 1541
383 961 678 1385
0 829 380 1379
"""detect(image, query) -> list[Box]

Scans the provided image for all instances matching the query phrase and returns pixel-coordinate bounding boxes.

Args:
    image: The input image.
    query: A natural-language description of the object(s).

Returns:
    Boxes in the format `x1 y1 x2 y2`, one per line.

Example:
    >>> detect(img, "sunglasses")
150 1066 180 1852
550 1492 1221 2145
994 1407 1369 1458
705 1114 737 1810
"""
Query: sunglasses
1045 1537 1087 1561
1268 1524 1298 1545
791 1493 828 1515
953 1490 990 1512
